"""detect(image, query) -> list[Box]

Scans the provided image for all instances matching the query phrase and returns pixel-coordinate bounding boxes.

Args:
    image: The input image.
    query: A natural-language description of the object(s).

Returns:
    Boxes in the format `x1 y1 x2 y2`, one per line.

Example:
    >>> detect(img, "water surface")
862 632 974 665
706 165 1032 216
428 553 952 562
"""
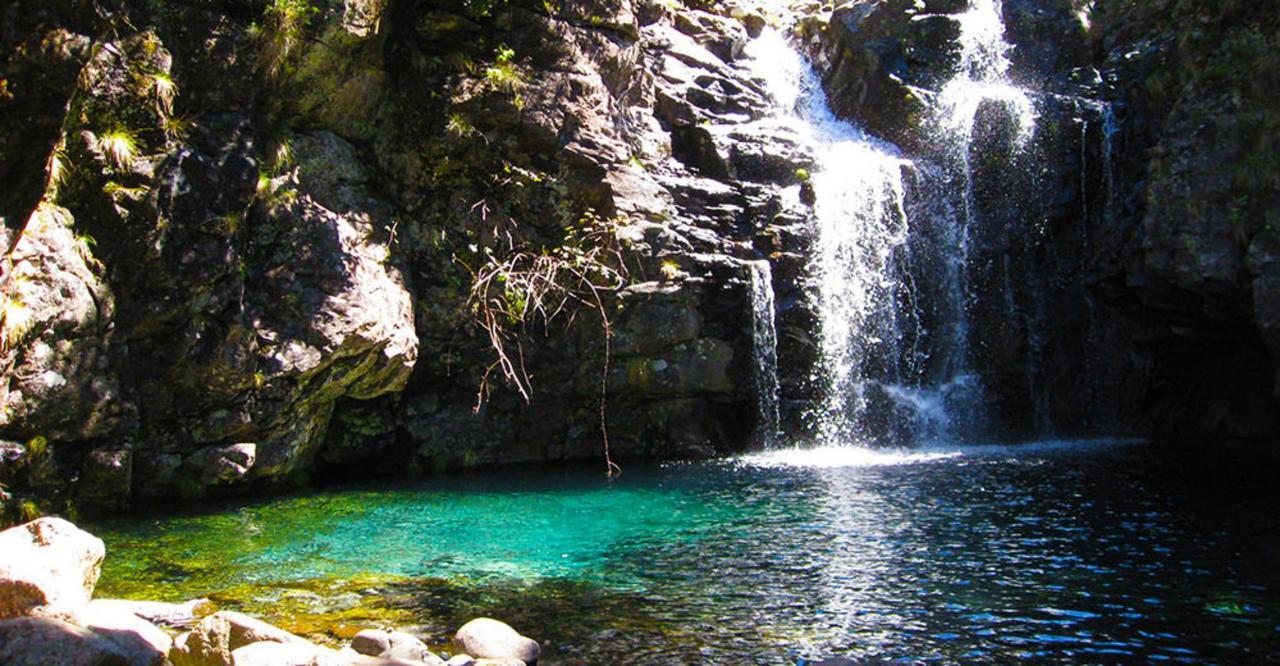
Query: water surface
91 441 1280 663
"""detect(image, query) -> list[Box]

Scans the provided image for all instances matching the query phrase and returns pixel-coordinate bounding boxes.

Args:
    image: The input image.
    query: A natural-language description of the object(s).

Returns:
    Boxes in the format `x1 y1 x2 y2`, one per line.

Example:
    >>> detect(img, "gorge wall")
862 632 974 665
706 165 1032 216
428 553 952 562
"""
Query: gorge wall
0 0 1276 517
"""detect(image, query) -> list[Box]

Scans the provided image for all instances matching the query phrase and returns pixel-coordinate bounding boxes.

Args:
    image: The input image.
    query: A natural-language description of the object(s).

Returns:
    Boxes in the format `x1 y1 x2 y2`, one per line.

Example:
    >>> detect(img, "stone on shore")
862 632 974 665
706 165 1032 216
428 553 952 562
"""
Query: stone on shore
452 618 539 664
171 610 312 666
228 640 343 665
351 628 391 656
385 630 434 661
0 615 130 665
350 627 442 663
0 517 105 621
81 599 172 665
89 597 214 628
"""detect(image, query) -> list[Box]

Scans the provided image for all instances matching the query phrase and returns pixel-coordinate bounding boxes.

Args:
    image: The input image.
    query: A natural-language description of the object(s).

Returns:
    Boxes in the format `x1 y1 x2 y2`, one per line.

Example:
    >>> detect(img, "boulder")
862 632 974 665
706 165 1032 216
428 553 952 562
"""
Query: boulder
452 619 539 664
184 443 257 487
446 656 476 666
339 647 433 665
0 517 105 621
384 630 433 661
88 597 214 629
350 629 390 656
81 600 172 666
0 615 129 665
78 447 133 507
170 610 311 666
351 627 440 663
228 640 343 666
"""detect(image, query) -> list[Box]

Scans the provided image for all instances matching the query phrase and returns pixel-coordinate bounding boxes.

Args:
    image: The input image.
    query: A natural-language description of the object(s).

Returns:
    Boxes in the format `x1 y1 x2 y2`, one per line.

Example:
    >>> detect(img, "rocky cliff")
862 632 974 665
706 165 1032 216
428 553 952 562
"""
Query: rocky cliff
0 0 1276 517
0 0 812 515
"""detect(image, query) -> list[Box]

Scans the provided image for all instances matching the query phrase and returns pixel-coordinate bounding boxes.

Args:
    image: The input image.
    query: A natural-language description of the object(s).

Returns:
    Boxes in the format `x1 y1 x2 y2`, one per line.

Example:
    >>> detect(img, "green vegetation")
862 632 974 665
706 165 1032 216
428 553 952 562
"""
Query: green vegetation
459 213 628 406
484 45 524 93
445 112 477 138
98 129 138 170
150 71 177 117
463 0 513 19
254 0 320 77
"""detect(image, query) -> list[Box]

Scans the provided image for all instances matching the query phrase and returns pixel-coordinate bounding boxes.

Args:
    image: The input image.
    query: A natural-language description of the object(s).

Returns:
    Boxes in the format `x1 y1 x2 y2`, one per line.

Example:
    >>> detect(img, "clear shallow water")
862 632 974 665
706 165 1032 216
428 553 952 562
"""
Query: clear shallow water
90 441 1280 663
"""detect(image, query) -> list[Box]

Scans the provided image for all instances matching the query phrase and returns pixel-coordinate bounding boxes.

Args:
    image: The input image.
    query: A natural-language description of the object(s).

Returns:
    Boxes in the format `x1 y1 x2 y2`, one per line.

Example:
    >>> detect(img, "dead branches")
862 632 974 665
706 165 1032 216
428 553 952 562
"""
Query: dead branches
458 213 629 476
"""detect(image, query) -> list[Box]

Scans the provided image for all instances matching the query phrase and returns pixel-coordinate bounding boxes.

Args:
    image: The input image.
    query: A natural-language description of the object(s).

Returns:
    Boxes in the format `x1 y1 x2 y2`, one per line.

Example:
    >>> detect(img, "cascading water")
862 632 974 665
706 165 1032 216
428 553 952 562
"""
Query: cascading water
740 0 1101 448
748 260 781 448
936 0 1038 147
744 31 936 447
927 0 1046 433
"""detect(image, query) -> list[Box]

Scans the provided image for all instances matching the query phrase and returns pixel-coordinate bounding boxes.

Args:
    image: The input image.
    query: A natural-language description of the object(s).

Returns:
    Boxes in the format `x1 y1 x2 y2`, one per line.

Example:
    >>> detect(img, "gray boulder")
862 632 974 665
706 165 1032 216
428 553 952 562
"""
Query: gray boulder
81 600 172 666
350 629 390 656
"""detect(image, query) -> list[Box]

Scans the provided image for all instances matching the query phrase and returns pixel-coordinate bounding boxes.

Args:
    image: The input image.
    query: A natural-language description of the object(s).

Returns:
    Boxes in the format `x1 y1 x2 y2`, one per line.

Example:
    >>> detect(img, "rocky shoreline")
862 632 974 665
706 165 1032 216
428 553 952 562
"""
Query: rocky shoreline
0 517 541 666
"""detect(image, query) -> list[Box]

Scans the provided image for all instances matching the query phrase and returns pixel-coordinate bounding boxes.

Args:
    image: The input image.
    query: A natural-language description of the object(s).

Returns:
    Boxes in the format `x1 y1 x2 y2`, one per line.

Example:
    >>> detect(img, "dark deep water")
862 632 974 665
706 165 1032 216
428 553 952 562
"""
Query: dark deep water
89 441 1280 663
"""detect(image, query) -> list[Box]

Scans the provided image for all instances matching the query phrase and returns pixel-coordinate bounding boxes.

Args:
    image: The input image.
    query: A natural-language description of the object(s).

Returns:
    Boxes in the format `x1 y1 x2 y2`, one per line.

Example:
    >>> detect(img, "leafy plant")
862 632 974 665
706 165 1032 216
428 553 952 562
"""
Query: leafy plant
484 45 524 92
446 112 477 138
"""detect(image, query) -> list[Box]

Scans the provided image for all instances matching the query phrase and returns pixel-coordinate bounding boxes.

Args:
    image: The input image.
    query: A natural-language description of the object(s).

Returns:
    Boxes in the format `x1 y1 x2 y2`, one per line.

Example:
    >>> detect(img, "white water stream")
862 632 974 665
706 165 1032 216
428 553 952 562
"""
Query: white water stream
741 0 1053 448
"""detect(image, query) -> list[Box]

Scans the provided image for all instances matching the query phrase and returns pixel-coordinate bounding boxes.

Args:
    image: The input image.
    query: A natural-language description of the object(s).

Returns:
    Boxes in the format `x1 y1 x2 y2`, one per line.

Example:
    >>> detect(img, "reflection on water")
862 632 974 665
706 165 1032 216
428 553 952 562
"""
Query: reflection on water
91 441 1280 663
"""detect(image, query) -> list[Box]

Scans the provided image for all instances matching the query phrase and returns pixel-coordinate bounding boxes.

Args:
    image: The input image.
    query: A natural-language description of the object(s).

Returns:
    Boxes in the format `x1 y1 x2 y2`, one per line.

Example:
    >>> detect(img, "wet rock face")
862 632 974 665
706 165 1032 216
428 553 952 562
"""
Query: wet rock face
800 0 957 150
0 0 809 509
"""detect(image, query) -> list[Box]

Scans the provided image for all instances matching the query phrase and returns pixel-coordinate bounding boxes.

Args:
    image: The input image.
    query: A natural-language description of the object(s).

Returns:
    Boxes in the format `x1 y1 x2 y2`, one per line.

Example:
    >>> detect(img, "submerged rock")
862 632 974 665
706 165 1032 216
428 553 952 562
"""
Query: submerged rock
0 517 104 621
453 618 539 664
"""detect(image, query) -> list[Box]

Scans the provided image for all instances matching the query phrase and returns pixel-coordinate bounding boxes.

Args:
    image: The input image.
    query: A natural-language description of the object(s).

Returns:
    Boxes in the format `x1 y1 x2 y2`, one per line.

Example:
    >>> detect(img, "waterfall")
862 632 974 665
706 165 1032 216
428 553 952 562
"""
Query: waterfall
936 0 1037 147
744 31 921 447
739 0 1066 447
748 260 781 448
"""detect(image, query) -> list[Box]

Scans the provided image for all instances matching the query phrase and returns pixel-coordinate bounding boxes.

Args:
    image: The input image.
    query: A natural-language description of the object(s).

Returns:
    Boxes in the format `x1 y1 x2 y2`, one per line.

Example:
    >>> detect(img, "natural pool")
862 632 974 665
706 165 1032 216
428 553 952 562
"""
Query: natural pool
89 441 1280 663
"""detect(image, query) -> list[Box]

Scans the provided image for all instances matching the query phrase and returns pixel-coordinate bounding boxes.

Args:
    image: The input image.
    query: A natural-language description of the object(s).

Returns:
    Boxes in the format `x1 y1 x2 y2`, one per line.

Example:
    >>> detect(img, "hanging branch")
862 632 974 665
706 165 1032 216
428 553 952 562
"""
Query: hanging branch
458 212 629 477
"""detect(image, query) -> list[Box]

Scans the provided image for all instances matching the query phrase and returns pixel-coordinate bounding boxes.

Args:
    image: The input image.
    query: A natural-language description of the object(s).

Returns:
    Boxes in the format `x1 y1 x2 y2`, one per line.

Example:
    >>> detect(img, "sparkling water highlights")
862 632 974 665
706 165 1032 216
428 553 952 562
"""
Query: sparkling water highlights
936 0 1038 146
90 442 1280 663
